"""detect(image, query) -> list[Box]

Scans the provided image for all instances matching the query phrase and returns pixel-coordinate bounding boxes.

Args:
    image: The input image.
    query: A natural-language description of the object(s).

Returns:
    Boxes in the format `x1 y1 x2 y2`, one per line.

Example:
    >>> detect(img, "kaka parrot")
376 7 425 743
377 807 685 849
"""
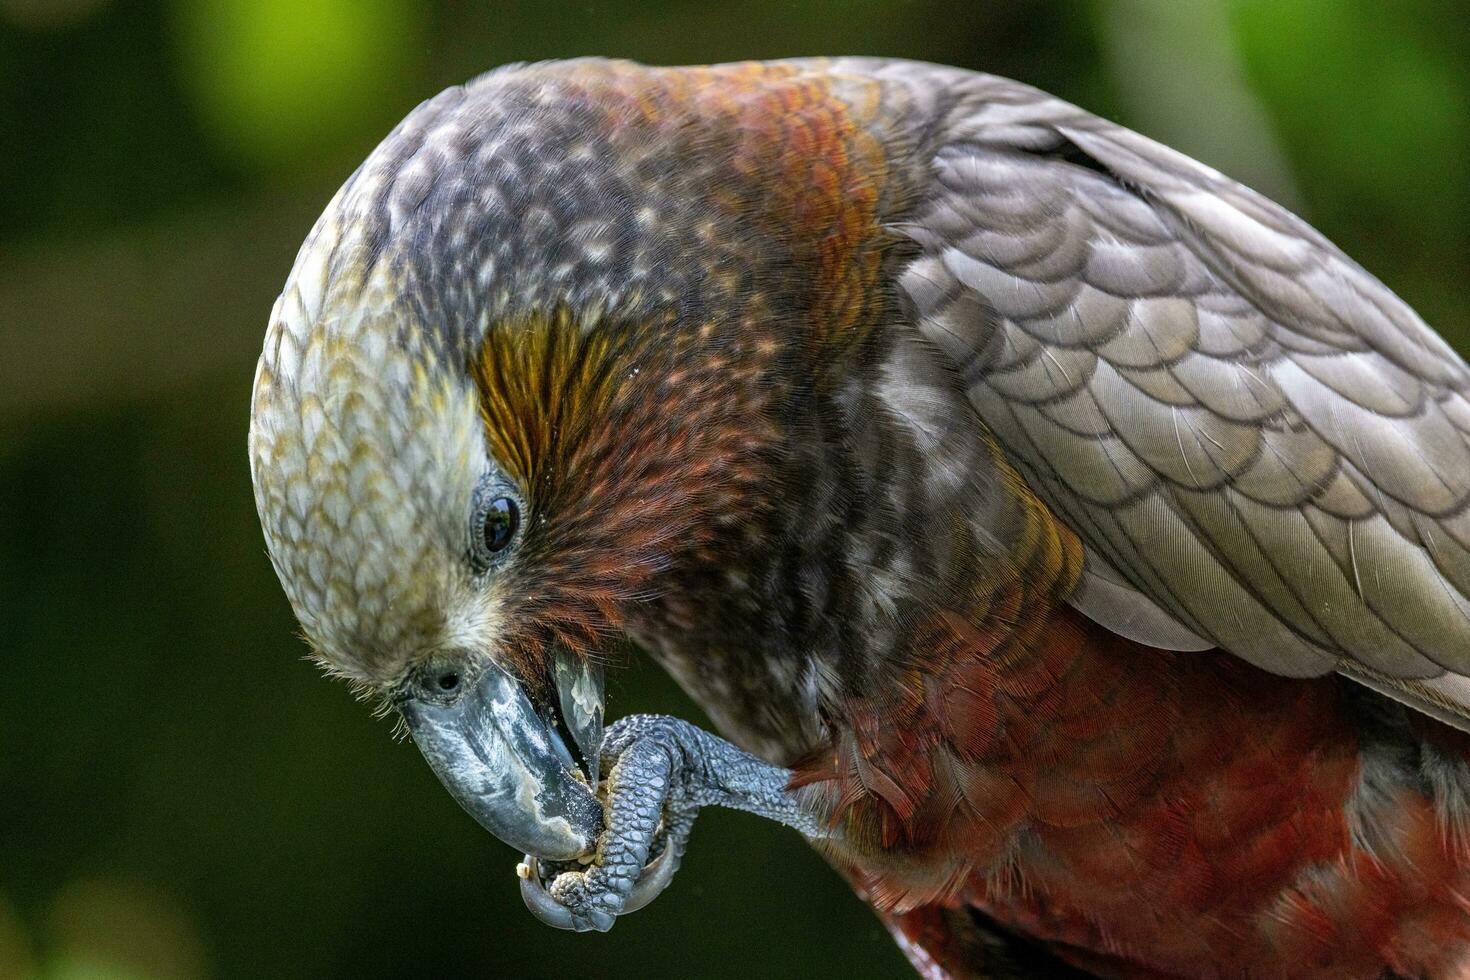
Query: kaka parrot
248 59 1470 978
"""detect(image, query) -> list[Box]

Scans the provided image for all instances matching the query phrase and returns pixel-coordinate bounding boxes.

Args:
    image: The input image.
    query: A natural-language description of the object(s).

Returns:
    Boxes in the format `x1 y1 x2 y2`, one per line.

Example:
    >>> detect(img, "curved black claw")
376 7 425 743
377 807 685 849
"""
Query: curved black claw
518 856 618 932
518 857 577 930
619 835 682 914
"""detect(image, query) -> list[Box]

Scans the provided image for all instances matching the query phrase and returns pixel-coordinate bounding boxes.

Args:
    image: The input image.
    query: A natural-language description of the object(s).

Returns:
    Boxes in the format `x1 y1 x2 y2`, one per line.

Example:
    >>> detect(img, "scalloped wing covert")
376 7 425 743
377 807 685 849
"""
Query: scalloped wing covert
862 62 1470 716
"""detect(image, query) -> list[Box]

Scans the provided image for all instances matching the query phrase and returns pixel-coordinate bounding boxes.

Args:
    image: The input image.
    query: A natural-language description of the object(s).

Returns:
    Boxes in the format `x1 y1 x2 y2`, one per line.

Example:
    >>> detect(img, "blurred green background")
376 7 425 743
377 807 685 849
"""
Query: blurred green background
1 1 1467 977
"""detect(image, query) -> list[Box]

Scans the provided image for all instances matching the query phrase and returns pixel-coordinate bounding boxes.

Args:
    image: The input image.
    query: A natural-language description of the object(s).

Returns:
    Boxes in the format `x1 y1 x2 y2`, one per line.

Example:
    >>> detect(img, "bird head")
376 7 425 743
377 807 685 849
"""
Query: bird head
246 61 872 861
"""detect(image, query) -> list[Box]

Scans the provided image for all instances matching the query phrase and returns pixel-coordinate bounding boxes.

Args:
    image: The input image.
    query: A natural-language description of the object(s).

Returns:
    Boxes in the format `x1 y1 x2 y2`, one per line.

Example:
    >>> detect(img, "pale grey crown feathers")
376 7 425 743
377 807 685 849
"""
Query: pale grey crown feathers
248 88 498 683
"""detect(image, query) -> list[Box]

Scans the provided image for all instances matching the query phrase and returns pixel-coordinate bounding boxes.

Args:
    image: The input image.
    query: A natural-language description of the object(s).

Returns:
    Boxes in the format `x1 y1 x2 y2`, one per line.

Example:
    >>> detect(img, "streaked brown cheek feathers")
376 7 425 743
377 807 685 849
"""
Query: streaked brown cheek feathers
470 311 778 684
464 62 899 682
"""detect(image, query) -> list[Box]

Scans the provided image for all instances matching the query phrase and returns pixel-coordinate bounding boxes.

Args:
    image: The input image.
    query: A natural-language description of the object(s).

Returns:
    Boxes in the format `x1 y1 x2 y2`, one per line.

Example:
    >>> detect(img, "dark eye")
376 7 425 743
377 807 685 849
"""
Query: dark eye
482 496 519 554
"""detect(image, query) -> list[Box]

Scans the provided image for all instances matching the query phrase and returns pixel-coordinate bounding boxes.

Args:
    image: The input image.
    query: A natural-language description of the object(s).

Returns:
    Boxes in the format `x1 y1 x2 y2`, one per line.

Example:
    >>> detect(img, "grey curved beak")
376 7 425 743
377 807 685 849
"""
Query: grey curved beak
400 656 604 862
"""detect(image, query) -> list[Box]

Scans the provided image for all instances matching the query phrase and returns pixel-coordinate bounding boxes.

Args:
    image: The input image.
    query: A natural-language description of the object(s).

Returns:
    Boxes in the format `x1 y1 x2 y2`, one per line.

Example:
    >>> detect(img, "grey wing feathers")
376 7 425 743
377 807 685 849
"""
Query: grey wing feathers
860 61 1470 712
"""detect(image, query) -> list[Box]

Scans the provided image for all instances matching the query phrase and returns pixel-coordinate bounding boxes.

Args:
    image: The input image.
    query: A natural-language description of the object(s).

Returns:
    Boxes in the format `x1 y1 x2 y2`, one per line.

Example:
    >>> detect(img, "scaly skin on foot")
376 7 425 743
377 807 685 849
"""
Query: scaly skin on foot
520 714 828 931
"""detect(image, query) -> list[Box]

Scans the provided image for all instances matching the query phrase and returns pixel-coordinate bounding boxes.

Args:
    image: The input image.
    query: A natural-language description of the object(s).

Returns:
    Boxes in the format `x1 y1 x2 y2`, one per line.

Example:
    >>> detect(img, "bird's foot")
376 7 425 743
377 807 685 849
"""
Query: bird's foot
517 733 690 932
517 714 826 932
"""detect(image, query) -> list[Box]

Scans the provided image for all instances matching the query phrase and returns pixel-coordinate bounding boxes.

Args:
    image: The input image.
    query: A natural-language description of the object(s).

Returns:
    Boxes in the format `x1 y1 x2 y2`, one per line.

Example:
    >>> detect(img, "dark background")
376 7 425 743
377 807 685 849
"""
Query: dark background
2 1 1468 977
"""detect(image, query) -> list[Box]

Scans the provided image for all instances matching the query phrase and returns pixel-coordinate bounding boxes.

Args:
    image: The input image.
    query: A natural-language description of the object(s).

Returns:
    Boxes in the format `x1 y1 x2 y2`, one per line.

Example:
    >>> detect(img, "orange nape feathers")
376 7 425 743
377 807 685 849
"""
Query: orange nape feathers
468 311 779 681
572 60 897 355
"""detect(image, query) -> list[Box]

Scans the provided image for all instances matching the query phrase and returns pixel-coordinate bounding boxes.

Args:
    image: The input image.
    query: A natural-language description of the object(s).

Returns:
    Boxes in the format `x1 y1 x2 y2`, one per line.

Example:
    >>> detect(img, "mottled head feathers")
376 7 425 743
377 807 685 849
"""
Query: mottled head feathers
247 58 901 688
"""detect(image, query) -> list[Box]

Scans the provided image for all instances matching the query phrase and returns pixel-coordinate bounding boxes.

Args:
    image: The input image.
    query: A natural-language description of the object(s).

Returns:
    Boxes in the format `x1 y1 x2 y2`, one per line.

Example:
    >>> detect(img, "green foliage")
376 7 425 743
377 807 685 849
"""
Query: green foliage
171 0 423 169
